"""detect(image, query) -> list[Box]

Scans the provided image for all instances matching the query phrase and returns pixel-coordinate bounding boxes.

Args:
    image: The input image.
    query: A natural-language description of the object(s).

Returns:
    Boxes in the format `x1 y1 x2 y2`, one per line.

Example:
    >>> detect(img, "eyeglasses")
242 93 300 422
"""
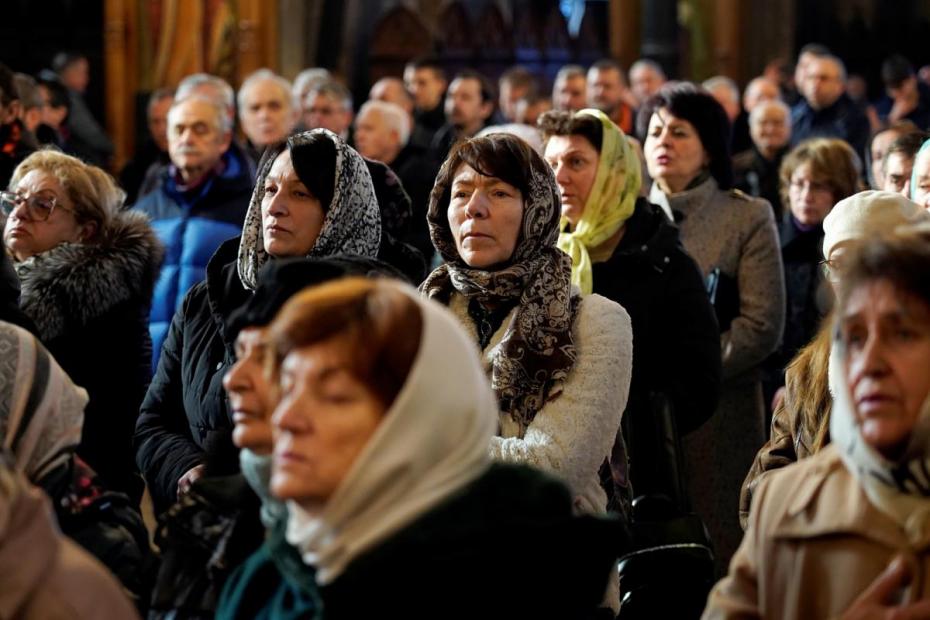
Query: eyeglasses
789 179 833 195
0 190 75 222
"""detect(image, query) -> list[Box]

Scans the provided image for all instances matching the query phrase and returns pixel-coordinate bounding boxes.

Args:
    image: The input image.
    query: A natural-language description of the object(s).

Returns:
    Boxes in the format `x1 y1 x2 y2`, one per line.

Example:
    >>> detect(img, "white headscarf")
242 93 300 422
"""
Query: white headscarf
0 321 88 482
284 282 498 584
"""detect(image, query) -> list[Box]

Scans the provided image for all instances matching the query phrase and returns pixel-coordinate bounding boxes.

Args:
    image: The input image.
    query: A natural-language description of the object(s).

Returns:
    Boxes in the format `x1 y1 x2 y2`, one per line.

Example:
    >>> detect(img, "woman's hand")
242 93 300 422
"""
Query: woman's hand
177 464 205 498
841 556 930 619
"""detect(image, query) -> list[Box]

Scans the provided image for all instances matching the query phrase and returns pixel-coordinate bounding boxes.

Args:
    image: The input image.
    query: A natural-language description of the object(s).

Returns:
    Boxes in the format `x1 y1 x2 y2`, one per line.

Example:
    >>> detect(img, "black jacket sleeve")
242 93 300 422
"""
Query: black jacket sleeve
134 290 205 512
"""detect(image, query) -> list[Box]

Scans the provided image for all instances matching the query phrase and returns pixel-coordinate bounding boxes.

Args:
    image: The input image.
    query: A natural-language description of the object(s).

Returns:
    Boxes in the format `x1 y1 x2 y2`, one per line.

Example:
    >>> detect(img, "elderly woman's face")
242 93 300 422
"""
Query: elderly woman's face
223 327 275 454
262 149 325 258
842 279 930 459
270 337 385 509
3 170 90 261
644 108 709 194
447 163 524 269
544 134 599 227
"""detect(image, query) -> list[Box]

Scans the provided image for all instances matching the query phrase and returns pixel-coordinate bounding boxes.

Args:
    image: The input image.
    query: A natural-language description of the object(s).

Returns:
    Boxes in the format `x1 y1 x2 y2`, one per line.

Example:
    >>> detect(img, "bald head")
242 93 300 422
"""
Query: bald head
743 77 780 113
369 77 413 116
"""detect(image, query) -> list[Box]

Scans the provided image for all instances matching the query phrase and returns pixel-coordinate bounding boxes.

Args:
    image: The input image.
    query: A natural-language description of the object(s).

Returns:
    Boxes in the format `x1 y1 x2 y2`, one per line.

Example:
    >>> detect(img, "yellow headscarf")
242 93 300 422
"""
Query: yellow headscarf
556 109 641 294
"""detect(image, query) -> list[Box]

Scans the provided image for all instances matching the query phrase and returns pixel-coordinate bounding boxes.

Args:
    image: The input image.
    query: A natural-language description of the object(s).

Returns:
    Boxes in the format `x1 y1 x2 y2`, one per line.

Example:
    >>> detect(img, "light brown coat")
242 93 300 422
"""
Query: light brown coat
704 444 930 620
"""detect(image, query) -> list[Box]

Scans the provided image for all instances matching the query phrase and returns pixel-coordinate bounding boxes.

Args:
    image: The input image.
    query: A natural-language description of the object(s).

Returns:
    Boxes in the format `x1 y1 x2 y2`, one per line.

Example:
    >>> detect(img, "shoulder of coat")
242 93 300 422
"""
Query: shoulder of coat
729 188 753 201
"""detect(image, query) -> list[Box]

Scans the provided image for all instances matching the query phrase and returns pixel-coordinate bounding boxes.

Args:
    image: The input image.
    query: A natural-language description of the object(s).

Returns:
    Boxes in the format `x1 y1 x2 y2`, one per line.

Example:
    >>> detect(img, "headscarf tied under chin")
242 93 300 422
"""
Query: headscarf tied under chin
237 128 381 291
557 109 641 295
0 321 87 483
830 326 930 533
420 136 579 435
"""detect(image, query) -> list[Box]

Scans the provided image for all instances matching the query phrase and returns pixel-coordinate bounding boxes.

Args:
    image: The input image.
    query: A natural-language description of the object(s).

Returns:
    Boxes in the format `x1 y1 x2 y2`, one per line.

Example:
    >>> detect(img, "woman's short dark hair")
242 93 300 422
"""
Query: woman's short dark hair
269 277 423 409
636 82 734 189
288 132 336 211
431 133 540 211
537 110 603 152
836 228 930 314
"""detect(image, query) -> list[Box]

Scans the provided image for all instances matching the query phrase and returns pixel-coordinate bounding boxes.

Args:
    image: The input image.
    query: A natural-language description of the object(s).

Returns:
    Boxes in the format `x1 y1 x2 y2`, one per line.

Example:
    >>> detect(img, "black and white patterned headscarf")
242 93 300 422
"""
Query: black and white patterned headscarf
420 133 579 435
237 129 381 291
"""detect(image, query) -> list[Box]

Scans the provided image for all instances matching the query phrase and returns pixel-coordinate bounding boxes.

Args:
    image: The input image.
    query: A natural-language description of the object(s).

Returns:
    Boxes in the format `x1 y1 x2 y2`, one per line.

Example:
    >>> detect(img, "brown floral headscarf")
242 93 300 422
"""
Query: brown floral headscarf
420 134 579 434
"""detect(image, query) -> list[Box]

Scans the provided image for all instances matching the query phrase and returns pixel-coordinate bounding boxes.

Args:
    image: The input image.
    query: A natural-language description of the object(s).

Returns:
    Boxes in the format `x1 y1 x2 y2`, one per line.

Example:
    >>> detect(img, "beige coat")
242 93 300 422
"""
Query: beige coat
0 465 139 620
650 177 785 574
704 444 930 620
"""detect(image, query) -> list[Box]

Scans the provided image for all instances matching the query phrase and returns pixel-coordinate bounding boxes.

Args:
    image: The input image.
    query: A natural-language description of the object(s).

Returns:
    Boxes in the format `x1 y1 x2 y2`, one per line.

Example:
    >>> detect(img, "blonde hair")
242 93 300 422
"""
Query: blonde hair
9 149 124 241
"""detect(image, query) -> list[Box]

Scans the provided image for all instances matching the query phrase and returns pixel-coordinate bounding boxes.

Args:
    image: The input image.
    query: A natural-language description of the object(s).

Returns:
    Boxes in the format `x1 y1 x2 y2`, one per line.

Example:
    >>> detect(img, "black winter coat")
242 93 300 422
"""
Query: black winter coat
134 238 253 513
15 210 163 505
591 199 721 500
135 238 415 513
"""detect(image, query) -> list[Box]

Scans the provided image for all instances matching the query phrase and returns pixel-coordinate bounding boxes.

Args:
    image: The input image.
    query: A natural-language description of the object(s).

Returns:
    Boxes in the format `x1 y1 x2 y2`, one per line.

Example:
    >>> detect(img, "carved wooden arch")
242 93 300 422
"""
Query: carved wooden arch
437 1 475 62
369 5 433 83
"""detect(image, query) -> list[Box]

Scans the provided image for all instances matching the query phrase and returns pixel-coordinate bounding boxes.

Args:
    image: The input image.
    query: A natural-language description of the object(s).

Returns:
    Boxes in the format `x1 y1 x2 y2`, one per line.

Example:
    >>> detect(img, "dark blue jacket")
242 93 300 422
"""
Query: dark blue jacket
791 93 870 160
874 82 930 130
134 150 253 369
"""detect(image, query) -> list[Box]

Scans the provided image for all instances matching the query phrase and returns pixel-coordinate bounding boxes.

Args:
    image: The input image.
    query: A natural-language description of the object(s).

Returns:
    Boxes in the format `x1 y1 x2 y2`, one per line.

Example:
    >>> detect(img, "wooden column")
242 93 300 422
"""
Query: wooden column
237 0 279 84
712 0 742 81
104 0 133 172
609 0 640 71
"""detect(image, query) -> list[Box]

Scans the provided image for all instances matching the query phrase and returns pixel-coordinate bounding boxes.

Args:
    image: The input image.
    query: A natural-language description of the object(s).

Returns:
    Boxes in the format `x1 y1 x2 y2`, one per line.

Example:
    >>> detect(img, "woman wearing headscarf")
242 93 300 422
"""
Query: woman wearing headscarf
421 133 633 612
640 82 785 573
0 320 151 603
739 191 929 528
2 150 163 505
217 278 625 619
539 108 720 509
134 128 384 515
706 229 930 619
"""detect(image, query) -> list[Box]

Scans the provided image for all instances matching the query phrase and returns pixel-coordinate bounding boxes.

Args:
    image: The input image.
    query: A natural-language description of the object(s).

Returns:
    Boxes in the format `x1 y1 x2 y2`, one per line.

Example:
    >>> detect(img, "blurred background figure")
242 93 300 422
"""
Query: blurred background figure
34 74 70 148
430 69 495 163
881 130 927 196
404 56 447 146
867 121 917 190
629 58 667 106
552 64 587 112
302 80 353 141
498 65 538 124
0 63 36 189
587 59 637 134
877 54 930 129
53 51 113 168
763 138 860 409
353 99 436 263
731 76 781 154
119 88 174 204
733 99 793 221
237 69 298 163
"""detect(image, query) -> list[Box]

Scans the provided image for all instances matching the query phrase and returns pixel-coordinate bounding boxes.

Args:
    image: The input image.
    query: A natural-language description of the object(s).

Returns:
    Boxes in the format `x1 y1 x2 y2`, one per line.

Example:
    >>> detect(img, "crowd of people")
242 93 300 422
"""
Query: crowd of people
1 40 930 618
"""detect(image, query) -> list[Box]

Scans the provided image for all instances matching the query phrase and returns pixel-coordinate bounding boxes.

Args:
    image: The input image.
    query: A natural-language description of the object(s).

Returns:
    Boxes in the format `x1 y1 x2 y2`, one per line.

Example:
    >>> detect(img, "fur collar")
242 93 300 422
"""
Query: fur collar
14 210 164 341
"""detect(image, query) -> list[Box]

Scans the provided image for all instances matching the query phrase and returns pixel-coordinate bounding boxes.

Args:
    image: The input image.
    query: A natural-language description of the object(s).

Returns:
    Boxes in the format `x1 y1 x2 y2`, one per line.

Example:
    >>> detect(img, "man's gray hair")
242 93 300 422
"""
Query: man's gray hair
168 94 232 135
237 68 297 112
293 67 332 104
702 76 740 105
306 80 353 112
554 64 586 85
630 58 666 79
176 73 235 117
748 98 791 125
358 100 411 145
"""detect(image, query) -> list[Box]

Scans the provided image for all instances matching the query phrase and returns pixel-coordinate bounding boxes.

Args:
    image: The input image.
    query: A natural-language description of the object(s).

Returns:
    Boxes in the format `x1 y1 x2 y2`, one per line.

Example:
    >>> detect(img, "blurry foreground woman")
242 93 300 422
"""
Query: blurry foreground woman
218 278 625 619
